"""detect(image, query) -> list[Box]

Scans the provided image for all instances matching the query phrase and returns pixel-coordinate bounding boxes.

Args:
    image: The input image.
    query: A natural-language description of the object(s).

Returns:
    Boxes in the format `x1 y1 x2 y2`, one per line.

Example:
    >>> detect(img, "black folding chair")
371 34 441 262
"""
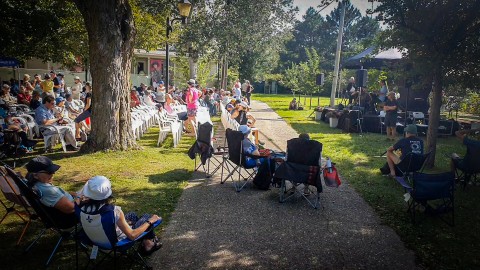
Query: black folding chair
452 143 480 190
221 128 262 192
275 138 323 209
189 122 227 178
5 166 78 267
395 152 430 179
402 172 455 226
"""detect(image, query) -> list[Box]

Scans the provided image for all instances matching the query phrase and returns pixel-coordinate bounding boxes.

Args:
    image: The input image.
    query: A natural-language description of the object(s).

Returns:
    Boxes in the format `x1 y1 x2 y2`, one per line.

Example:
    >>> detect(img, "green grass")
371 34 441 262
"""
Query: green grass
254 93 480 270
0 126 196 269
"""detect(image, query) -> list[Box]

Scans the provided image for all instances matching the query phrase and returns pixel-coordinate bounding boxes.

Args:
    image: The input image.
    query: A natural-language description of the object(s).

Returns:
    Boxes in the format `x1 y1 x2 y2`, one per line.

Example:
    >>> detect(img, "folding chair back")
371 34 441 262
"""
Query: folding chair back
197 121 213 144
276 138 323 208
226 128 244 166
191 122 215 177
286 138 322 166
0 166 26 206
396 152 429 176
0 166 36 245
409 172 455 225
75 204 119 250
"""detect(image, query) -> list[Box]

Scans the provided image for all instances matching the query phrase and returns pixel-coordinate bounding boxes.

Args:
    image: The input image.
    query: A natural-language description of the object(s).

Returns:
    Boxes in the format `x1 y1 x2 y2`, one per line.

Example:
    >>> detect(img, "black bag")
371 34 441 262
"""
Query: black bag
253 159 274 190
380 162 390 175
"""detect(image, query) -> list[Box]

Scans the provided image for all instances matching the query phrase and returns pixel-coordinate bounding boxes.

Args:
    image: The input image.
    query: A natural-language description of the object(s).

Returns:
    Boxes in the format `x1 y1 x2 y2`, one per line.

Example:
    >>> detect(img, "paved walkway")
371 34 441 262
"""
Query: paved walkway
151 100 417 269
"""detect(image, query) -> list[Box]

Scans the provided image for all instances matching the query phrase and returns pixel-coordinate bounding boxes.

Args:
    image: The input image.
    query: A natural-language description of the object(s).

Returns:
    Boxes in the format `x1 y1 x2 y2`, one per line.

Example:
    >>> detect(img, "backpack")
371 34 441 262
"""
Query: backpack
253 159 274 190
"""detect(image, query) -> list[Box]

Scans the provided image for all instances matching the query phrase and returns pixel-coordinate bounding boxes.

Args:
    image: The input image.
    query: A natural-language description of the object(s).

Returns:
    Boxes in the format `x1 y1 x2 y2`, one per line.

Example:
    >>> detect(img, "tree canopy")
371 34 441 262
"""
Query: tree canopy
374 0 480 167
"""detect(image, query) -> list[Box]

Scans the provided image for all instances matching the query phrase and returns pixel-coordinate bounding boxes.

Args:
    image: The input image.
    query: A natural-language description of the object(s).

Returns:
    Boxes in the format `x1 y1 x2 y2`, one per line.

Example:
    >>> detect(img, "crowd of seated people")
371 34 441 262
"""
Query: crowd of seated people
0 73 245 154
0 72 96 153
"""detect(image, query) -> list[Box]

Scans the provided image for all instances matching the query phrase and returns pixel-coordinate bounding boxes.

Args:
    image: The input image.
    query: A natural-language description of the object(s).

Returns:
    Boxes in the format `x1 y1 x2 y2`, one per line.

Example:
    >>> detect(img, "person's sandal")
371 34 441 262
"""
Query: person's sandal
141 237 162 256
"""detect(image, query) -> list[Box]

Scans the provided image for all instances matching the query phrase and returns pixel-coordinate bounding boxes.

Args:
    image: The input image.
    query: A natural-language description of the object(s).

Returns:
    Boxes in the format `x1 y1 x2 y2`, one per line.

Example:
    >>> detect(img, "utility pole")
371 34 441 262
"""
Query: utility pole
330 1 345 107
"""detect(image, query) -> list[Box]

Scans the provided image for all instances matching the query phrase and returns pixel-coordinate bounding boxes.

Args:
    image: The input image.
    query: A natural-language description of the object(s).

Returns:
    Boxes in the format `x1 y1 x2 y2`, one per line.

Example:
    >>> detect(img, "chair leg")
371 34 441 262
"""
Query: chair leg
17 219 31 245
45 234 65 266
25 228 47 252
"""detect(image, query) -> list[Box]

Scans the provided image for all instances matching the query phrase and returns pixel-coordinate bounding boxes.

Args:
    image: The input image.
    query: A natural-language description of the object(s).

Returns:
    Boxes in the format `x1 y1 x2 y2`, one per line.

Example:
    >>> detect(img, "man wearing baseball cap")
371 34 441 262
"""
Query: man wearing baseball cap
25 156 76 214
385 124 424 178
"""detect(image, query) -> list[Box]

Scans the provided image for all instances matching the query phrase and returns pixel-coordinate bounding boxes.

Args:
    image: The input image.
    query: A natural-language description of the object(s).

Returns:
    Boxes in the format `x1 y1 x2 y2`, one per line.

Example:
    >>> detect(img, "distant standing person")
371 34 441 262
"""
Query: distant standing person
245 80 254 105
186 79 199 134
346 77 356 104
71 76 83 100
377 80 388 103
151 62 163 89
233 79 242 99
384 91 398 141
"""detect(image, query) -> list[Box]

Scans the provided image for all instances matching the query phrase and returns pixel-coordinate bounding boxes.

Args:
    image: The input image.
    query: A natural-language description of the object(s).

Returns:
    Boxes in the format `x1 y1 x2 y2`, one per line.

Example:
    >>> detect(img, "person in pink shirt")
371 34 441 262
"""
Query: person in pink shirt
186 79 199 134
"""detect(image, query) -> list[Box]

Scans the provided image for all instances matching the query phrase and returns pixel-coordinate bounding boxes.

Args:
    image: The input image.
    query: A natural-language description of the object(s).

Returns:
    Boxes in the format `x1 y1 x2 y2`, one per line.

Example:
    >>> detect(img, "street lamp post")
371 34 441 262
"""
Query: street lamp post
165 0 192 87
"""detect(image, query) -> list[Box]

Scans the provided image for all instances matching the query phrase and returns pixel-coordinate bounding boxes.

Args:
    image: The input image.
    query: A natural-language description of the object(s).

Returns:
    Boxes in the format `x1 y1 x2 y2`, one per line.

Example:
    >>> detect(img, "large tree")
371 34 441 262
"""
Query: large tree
375 0 480 167
280 0 379 71
73 0 136 152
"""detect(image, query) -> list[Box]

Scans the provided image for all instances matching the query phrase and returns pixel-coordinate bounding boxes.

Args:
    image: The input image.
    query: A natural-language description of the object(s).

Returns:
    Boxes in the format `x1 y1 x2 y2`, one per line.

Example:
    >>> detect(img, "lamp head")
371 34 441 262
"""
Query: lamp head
177 0 192 18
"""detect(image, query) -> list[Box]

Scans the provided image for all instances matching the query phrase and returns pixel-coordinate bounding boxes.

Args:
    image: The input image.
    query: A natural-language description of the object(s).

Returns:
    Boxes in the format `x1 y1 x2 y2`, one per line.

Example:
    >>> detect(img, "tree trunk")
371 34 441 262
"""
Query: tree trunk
74 0 137 152
221 56 228 90
188 57 198 80
424 69 443 168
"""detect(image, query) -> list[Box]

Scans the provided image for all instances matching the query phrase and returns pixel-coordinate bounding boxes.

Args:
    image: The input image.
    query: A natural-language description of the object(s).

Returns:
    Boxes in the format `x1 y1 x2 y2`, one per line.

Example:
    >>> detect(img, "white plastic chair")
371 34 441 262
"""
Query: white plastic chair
18 114 40 139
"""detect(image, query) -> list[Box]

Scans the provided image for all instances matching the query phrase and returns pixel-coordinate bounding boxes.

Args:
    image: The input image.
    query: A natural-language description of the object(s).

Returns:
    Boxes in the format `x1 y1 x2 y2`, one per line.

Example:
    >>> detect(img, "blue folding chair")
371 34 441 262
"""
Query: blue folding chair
401 172 455 226
75 204 161 269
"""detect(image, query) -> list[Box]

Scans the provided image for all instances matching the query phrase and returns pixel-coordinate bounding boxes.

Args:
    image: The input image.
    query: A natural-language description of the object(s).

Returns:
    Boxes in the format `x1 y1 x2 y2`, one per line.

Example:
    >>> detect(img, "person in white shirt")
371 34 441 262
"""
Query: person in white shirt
71 76 83 100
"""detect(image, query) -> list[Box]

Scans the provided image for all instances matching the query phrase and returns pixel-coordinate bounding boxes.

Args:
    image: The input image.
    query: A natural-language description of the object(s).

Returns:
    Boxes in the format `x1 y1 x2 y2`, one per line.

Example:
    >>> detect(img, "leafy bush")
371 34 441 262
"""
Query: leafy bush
461 91 480 116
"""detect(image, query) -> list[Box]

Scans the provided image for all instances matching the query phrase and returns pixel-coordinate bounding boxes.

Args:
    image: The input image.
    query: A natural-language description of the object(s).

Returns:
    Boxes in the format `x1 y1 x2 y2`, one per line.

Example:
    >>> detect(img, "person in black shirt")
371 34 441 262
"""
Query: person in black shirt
386 124 424 178
346 77 356 104
384 91 398 141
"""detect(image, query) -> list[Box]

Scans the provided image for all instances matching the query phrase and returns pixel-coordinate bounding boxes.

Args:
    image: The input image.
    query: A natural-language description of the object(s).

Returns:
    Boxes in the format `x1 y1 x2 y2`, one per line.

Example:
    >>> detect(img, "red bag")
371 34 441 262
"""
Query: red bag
323 166 341 187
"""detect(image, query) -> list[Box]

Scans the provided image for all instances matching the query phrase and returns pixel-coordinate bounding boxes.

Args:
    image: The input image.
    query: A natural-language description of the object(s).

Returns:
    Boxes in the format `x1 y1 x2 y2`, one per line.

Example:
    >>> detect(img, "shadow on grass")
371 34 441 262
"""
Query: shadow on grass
148 169 191 184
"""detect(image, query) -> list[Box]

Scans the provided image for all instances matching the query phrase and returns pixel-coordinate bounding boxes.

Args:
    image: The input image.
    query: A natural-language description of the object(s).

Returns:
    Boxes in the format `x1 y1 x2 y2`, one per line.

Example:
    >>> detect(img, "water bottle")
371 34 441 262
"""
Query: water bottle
326 157 333 173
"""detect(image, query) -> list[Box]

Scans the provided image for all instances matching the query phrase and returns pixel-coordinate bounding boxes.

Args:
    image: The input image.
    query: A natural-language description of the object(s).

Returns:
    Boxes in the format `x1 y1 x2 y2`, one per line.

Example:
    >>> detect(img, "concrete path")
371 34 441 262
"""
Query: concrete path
151 100 417 269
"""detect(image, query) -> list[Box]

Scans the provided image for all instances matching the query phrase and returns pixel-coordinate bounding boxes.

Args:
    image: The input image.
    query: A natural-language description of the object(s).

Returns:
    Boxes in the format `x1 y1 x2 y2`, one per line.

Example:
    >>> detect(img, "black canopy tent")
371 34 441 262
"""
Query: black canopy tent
341 47 429 113
342 46 404 70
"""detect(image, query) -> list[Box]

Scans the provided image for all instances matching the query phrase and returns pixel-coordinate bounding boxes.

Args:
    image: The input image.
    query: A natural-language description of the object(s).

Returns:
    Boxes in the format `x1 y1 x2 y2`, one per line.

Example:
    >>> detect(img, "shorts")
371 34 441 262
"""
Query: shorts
384 114 397 128
75 110 91 123
187 108 197 117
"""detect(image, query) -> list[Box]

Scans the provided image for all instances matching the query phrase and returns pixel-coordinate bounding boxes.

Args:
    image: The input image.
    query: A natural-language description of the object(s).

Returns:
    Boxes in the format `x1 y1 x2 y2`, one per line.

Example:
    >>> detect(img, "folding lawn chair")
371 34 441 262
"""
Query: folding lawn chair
401 172 455 226
5 166 78 267
395 152 431 181
220 128 262 192
0 166 36 245
275 138 323 209
189 122 227 178
452 142 480 190
75 204 162 269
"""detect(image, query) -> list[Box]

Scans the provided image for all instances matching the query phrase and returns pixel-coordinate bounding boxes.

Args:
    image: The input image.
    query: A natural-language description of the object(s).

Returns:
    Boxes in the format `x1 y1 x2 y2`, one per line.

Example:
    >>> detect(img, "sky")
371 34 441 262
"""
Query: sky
293 0 377 19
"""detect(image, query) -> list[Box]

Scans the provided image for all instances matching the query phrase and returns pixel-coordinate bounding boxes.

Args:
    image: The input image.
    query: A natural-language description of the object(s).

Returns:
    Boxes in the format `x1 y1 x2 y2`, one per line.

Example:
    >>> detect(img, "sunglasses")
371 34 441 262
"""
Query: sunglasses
37 171 55 175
